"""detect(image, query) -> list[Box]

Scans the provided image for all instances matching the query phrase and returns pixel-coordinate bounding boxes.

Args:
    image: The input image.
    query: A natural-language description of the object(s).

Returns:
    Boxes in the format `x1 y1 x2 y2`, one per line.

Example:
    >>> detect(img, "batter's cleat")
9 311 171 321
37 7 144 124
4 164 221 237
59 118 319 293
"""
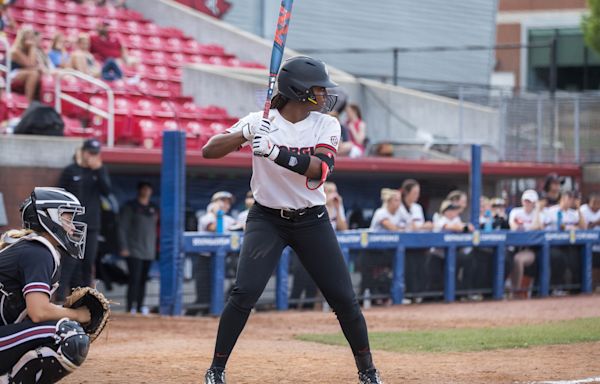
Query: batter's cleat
358 368 383 384
204 367 226 384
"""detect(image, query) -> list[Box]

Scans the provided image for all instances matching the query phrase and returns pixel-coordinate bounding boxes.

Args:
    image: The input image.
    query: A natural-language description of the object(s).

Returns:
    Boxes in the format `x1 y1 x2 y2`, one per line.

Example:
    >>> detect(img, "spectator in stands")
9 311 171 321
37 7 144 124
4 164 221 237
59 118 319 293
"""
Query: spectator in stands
69 33 101 78
433 200 477 294
325 181 348 231
90 20 129 81
508 189 542 297
9 25 42 102
490 197 510 230
580 193 600 288
329 110 353 157
193 191 238 314
398 179 432 299
235 190 254 231
369 188 402 231
119 182 158 315
540 173 564 208
33 30 53 73
0 3 15 32
581 193 600 230
344 104 367 158
56 138 112 301
48 32 70 69
543 191 585 293
433 189 468 224
479 196 491 227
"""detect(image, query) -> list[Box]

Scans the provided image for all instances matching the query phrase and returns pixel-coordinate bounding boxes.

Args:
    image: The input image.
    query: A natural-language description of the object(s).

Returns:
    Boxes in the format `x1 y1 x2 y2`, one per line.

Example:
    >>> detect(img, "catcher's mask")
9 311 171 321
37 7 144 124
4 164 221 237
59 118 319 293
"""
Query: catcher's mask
277 56 338 113
21 187 87 260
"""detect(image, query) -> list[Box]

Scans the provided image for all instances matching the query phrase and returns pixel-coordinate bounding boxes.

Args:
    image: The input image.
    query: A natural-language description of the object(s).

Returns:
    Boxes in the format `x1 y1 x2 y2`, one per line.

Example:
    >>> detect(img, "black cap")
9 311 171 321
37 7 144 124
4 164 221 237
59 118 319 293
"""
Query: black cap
82 138 101 154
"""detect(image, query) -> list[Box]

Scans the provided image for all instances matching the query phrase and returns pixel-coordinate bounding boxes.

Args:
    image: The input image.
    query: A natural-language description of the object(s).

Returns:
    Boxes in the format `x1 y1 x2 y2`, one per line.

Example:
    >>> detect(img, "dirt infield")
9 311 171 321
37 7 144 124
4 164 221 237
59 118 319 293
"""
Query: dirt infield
64 295 600 383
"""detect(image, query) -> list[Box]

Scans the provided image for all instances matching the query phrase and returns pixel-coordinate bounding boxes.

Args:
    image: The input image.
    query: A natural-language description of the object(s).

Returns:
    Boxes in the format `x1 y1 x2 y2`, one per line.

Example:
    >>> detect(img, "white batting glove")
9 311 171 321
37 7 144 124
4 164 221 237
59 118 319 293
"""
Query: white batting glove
242 118 271 141
252 133 279 160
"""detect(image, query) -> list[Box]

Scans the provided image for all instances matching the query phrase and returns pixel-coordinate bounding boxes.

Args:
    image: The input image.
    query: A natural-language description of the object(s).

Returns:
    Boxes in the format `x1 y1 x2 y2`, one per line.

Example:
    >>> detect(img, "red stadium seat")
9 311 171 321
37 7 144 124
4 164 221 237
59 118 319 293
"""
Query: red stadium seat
144 36 165 51
134 118 161 148
89 95 133 143
0 93 29 120
167 52 186 67
164 37 184 53
57 13 82 28
147 51 168 66
60 1 83 16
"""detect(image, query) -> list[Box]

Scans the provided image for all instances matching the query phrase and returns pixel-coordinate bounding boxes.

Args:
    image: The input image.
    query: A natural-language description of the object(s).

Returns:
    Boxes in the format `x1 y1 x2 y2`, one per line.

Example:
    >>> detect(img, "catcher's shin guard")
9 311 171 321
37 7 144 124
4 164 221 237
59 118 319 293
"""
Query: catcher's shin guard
1 319 89 384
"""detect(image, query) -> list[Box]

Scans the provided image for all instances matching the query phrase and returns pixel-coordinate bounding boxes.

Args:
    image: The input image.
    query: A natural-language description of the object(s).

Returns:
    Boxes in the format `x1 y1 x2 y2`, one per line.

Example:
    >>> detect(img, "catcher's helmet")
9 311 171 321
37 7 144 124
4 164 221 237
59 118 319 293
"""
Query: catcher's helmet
21 187 87 259
277 56 338 112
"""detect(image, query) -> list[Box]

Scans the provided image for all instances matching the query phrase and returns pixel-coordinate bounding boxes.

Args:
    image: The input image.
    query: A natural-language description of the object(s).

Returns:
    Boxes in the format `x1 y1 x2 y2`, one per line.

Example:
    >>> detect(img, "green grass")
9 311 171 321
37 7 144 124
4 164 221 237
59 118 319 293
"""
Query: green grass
296 317 600 353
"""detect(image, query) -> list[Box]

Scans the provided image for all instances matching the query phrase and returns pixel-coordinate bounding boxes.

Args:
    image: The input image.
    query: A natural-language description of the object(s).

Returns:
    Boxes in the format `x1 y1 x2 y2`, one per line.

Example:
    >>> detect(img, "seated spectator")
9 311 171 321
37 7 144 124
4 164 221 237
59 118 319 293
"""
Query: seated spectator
489 197 510 230
192 191 237 315
433 200 474 233
90 20 134 81
198 191 238 233
0 3 15 32
397 179 432 231
324 181 348 231
9 25 42 102
344 104 367 158
432 200 477 296
508 189 542 297
369 188 402 231
398 179 432 298
33 30 53 73
580 193 600 230
540 173 564 208
433 189 468 224
234 190 254 231
580 193 600 289
68 33 101 78
48 32 70 69
543 191 585 292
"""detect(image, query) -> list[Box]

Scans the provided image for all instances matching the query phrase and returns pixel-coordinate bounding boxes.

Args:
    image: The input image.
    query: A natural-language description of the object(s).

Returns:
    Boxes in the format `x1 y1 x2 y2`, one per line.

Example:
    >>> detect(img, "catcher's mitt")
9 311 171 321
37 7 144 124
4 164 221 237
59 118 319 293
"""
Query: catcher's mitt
63 287 110 342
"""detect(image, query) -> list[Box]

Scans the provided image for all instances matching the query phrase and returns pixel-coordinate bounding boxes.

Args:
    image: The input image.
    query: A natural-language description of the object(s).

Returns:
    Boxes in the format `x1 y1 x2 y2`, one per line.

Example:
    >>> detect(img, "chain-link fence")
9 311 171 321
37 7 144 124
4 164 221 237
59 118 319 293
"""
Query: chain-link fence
451 88 600 164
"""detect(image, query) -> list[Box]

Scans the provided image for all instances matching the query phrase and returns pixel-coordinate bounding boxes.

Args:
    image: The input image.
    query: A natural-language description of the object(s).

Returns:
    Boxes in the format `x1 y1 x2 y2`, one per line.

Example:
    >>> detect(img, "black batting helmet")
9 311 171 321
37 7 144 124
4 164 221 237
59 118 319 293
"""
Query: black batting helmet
20 187 87 259
277 56 338 112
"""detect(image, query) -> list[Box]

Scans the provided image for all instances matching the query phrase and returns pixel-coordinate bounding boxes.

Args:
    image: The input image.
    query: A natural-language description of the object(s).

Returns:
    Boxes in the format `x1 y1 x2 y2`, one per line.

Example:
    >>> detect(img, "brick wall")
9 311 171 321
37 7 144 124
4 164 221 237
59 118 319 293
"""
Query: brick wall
499 0 587 11
0 167 62 231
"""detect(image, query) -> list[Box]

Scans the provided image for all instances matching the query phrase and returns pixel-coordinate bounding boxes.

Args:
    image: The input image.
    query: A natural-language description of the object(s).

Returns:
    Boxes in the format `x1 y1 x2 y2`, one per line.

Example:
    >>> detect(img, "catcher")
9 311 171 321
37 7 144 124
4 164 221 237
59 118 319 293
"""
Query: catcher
0 187 109 384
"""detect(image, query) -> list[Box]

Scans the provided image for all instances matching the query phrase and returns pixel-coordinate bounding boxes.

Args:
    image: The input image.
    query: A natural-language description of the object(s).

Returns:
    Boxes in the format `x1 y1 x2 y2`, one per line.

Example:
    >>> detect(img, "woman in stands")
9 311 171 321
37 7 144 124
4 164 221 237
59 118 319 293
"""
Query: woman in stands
369 188 402 231
9 25 42 102
68 33 101 78
47 32 70 69
345 103 367 157
0 187 92 383
508 189 543 297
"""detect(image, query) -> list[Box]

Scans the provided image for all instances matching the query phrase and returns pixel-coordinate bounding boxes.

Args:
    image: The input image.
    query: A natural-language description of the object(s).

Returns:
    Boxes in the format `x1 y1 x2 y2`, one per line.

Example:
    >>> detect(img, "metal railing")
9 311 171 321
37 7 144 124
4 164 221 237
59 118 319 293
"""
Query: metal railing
0 35 11 95
54 69 115 146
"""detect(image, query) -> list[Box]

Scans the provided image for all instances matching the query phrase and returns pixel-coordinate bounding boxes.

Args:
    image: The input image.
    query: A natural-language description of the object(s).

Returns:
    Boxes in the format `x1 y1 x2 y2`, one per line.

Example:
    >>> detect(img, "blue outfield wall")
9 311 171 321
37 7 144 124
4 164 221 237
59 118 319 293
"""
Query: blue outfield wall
183 230 600 316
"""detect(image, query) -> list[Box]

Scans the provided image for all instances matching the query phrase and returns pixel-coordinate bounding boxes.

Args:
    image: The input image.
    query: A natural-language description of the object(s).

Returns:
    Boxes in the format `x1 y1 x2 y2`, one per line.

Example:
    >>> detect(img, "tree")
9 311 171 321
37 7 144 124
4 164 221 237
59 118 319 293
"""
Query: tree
582 0 600 54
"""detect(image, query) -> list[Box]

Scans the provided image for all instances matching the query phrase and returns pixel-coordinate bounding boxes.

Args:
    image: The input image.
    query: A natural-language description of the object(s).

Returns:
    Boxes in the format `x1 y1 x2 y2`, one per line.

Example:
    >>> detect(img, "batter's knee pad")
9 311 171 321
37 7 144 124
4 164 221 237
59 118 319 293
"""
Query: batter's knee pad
3 319 90 384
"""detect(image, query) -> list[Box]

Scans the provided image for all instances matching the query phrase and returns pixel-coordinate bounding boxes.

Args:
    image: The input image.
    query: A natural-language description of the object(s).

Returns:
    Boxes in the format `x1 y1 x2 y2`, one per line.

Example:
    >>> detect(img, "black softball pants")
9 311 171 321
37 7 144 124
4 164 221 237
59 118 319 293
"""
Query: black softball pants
126 258 152 312
211 203 373 371
0 320 58 375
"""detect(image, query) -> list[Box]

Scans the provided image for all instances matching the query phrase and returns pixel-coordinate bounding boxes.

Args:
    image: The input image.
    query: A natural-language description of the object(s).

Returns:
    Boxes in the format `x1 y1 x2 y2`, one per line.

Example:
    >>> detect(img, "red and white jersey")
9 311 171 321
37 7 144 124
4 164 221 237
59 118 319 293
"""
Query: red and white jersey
228 109 341 210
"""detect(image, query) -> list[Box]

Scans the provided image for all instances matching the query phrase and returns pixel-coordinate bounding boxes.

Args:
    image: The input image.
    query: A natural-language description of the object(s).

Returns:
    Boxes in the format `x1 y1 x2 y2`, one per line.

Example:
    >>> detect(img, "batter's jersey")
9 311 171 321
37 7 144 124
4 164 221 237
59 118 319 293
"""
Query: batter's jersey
228 109 341 210
0 235 60 325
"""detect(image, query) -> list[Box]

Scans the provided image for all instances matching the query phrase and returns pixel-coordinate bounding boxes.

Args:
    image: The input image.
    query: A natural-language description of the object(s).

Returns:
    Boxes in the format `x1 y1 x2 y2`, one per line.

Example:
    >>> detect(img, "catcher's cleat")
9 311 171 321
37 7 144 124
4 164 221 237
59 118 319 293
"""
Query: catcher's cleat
358 368 383 384
204 367 226 384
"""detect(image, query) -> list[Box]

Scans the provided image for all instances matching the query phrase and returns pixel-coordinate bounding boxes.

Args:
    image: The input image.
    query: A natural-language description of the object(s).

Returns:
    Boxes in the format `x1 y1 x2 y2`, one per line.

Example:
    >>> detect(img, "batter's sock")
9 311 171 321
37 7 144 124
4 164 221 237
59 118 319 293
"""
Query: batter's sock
210 301 252 369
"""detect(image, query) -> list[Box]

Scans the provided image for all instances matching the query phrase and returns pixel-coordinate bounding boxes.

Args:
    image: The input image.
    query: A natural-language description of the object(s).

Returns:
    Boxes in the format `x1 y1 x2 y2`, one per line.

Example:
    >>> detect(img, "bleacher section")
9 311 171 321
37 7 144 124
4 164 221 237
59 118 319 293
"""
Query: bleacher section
1 0 263 149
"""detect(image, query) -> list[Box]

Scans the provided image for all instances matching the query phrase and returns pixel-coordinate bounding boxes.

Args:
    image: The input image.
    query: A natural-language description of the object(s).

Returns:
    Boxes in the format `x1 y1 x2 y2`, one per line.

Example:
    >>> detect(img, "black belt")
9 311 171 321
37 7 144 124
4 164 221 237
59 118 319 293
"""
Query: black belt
256 202 323 220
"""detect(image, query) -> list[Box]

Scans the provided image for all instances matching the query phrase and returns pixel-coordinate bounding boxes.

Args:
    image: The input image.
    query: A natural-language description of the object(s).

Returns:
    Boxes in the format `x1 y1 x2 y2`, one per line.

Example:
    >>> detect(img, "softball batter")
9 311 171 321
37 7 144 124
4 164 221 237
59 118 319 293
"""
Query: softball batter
202 56 383 384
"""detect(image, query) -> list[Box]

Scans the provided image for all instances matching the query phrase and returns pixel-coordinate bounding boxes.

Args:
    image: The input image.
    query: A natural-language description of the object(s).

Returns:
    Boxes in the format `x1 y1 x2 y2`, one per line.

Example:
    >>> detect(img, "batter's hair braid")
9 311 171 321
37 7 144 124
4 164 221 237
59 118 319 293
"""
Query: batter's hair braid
270 93 289 110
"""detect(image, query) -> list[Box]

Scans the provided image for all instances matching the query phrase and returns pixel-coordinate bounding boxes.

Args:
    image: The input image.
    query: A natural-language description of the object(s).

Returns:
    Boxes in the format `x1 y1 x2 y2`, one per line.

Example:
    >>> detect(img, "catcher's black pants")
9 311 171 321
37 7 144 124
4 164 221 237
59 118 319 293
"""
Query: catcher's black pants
211 203 373 371
0 320 58 375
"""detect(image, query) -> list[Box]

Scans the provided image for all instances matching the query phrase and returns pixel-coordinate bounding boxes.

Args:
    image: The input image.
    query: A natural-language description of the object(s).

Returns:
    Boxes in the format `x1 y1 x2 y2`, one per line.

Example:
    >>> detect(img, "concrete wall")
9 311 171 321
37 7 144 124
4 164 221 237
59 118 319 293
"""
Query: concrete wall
182 66 500 150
